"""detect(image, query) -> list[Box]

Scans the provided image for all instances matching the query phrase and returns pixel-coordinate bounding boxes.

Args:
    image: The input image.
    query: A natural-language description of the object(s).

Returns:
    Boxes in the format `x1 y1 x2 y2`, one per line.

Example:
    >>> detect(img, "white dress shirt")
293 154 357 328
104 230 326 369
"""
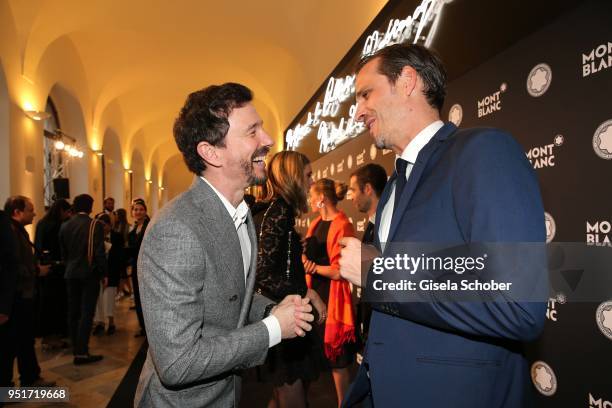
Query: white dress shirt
200 176 281 348
378 120 444 251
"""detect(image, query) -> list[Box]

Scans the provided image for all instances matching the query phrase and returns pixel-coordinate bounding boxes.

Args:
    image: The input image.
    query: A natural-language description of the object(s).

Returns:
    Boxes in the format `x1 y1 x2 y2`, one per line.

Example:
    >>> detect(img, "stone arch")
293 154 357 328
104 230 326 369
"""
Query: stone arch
47 84 90 200
130 149 145 205
102 127 124 209
0 59 9 201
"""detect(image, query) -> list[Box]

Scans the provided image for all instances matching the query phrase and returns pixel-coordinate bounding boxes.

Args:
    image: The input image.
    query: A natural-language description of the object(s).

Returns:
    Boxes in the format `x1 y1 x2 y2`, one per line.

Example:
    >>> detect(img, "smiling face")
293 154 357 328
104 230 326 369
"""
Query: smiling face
131 203 147 223
220 102 273 188
355 57 410 152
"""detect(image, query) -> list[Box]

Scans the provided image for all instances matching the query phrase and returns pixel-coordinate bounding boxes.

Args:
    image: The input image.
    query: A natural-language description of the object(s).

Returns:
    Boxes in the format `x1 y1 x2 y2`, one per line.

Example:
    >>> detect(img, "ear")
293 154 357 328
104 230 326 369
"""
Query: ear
196 141 222 168
364 182 374 196
399 65 418 98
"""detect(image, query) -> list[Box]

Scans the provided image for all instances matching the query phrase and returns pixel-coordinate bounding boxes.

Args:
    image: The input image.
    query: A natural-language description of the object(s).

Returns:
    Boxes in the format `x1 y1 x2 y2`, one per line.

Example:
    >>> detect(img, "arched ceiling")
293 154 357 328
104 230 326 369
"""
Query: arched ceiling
4 0 388 184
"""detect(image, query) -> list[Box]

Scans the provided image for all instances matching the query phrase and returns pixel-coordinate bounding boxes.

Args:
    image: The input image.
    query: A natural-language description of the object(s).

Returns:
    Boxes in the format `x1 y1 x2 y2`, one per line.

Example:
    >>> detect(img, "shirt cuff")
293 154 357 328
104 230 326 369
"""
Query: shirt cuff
262 315 282 348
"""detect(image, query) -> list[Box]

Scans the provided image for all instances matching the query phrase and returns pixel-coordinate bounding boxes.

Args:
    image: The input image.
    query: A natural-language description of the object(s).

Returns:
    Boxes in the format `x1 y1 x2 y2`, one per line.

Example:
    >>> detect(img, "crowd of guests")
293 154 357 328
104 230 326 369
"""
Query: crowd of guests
0 193 151 388
250 151 387 407
0 157 383 405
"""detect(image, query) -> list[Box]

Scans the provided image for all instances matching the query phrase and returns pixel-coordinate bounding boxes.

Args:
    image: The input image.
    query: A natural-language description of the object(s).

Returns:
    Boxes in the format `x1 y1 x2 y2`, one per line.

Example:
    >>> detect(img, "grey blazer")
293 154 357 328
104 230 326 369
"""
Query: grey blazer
134 177 273 407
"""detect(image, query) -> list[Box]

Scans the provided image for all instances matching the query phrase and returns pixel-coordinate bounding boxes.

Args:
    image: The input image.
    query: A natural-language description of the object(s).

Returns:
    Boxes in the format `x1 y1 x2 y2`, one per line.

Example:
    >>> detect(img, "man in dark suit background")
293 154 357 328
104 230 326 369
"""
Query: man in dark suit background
339 44 547 407
348 163 387 360
1 196 55 387
59 193 107 365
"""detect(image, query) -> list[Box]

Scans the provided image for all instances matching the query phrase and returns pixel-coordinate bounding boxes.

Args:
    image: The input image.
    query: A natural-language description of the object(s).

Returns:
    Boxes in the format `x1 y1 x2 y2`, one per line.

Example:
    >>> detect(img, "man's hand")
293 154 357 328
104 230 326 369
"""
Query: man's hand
0 314 8 325
272 295 314 339
339 237 379 287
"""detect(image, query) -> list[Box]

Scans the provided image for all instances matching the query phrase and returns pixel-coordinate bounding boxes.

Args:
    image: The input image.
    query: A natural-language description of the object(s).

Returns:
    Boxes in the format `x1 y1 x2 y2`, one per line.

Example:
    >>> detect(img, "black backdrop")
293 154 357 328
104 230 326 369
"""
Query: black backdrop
287 0 612 406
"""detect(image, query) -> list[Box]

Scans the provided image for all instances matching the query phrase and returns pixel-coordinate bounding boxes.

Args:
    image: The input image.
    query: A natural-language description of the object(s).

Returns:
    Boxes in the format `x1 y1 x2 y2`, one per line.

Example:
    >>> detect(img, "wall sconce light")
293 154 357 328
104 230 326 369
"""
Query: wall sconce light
93 150 104 157
24 110 51 121
125 169 133 174
146 180 153 184
159 186 165 191
54 140 65 150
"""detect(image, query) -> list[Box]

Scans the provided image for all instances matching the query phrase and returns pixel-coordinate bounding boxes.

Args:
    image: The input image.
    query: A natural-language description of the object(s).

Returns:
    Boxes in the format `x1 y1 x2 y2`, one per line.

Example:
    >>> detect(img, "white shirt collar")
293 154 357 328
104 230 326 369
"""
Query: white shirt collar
398 120 444 165
200 176 249 229
368 213 376 224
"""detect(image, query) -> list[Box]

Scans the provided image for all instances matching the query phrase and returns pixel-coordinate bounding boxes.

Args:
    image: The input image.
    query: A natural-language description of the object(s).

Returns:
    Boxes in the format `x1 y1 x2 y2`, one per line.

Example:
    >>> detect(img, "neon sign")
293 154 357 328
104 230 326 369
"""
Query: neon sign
286 0 452 153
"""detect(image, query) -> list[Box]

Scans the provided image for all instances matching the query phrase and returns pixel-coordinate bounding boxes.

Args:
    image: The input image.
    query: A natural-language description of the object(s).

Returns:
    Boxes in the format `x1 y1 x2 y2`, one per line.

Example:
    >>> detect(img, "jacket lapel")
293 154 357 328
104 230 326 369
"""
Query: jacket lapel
237 213 257 327
374 176 395 252
387 123 457 242
190 177 246 299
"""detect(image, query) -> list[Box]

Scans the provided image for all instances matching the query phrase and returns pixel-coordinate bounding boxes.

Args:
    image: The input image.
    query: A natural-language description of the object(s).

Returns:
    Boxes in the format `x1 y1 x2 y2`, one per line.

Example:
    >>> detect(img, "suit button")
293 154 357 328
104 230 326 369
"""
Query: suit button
229 295 238 301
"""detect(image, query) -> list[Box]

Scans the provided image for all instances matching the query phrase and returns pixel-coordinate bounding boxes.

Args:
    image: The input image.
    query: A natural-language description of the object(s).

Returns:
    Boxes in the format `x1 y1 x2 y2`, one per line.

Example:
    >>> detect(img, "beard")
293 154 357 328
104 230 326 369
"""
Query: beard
373 134 389 150
242 146 270 186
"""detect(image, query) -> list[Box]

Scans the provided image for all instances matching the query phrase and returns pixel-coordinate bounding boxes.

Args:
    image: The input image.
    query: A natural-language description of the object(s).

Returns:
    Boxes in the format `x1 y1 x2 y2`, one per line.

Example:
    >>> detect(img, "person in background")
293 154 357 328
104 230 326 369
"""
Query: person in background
347 163 387 359
59 193 107 365
254 151 328 408
127 199 149 337
34 198 72 350
92 214 117 335
113 208 132 299
0 209 18 387
2 196 55 386
96 197 116 227
303 179 355 407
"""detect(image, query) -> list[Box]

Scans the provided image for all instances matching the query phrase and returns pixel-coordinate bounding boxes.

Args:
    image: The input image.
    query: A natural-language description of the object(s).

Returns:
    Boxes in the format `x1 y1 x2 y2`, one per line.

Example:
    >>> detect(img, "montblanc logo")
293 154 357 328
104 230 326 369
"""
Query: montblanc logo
527 63 552 97
595 301 612 340
546 293 566 322
347 154 353 169
477 83 507 118
526 134 564 169
337 159 344 174
531 361 557 396
592 119 612 159
586 220 611 247
356 149 366 166
545 212 556 243
582 42 612 78
589 393 612 408
330 163 335 176
448 103 463 126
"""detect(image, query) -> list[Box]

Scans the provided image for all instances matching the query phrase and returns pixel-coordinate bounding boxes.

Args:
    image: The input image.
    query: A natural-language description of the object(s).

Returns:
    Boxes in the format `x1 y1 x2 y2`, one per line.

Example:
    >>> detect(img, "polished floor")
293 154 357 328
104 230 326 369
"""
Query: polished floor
11 295 145 407
9 295 342 407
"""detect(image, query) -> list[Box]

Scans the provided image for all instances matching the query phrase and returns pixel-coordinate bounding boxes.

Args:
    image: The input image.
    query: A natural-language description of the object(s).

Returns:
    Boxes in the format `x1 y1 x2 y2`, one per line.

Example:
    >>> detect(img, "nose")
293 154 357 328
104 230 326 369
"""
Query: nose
260 129 274 150
355 102 366 123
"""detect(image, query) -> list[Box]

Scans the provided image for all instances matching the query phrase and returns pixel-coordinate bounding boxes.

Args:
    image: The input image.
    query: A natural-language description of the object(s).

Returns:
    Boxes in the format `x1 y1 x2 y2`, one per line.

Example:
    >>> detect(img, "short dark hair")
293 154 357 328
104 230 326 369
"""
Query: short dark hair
173 83 253 175
43 198 71 223
356 44 447 112
350 163 388 198
73 194 94 214
4 195 30 216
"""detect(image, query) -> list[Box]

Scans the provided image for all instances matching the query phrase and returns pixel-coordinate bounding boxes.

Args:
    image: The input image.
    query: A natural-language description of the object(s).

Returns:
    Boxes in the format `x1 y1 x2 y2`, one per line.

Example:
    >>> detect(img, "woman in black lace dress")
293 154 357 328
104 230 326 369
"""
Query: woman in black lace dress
254 151 327 408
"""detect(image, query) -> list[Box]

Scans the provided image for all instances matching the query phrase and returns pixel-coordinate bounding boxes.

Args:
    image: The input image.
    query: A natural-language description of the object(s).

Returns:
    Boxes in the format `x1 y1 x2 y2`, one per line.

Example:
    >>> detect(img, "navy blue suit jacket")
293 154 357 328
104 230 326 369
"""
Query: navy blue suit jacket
346 123 546 408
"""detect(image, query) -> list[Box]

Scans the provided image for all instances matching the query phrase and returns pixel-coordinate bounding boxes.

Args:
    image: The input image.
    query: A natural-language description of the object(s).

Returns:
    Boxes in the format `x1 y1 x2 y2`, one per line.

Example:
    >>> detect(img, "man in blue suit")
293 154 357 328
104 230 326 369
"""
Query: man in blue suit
339 44 547 407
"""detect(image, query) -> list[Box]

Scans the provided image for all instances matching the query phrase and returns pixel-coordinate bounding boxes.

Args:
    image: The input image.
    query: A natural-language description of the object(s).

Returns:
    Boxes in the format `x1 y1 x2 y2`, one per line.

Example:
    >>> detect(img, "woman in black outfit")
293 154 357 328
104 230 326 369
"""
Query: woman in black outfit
127 199 149 337
254 151 327 408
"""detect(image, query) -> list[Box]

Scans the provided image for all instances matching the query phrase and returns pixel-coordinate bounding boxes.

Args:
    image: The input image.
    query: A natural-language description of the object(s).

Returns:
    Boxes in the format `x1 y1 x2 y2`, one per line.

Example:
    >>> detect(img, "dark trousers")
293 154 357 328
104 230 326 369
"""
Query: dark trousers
66 278 99 356
130 266 145 332
0 297 41 386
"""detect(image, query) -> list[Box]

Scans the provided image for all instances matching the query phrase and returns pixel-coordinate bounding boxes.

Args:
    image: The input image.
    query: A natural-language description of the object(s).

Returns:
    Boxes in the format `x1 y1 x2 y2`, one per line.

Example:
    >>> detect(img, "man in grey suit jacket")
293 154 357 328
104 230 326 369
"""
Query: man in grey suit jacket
134 83 314 407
